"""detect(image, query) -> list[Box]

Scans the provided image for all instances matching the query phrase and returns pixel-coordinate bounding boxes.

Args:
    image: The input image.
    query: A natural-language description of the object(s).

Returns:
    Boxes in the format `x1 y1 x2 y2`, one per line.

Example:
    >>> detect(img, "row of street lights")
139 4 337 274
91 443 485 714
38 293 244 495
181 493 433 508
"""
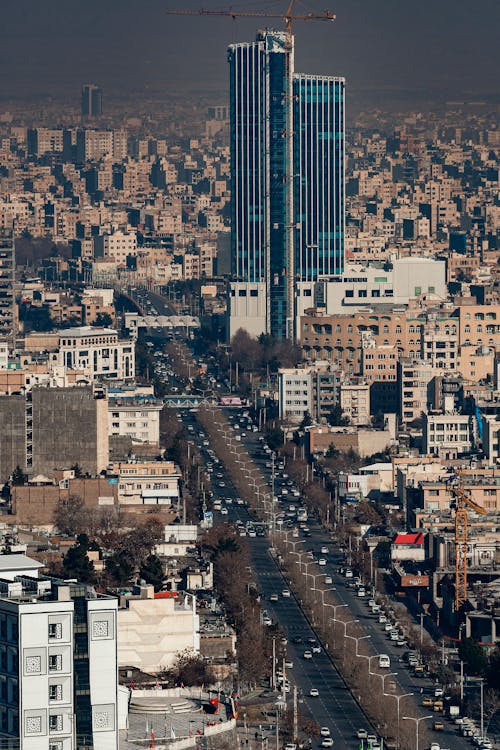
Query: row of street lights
278 531 432 750
203 417 433 750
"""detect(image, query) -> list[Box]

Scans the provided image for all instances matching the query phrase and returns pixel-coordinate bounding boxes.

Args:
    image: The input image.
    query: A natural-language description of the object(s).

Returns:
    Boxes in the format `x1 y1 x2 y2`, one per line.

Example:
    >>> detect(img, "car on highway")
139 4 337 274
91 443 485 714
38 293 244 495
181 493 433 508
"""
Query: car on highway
320 727 330 736
312 644 321 654
269 593 279 602
284 659 293 669
356 729 368 739
324 576 333 584
281 588 290 597
303 650 313 659
321 739 333 748
318 558 327 566
321 546 329 554
309 687 319 697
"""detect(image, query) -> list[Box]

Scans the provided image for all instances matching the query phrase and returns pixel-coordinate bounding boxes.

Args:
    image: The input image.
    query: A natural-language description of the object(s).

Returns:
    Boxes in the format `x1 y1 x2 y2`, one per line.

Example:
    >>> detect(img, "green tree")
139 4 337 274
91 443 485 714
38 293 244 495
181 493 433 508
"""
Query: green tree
71 463 83 478
11 466 27 486
105 551 134 586
92 312 113 327
299 411 313 430
459 637 488 676
62 542 95 583
265 426 284 451
139 554 165 592
327 403 349 426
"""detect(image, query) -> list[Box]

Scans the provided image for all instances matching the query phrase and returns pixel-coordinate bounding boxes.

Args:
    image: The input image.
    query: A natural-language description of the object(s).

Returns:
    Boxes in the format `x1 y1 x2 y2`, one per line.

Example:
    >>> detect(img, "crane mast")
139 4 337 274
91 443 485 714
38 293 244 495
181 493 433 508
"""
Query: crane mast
451 479 487 612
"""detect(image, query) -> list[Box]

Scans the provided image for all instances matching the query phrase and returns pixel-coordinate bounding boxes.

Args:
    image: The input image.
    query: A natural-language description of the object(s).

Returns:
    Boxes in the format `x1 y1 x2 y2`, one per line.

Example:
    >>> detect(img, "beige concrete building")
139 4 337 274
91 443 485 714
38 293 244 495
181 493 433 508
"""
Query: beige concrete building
339 382 370 425
117 586 199 674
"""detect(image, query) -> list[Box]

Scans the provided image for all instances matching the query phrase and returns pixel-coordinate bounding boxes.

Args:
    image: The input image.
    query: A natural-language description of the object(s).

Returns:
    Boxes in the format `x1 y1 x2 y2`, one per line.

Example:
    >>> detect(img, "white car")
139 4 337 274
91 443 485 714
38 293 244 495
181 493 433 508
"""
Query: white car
320 727 330 736
324 576 333 584
303 650 313 659
282 589 291 598
356 729 368 739
309 687 319 697
318 558 327 566
269 593 279 602
321 740 333 748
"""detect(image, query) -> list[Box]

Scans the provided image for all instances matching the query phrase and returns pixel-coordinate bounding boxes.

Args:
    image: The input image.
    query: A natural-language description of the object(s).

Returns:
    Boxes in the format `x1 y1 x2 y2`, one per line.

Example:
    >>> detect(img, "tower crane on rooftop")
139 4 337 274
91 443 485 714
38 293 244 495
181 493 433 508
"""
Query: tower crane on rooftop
164 1 336 35
449 473 487 612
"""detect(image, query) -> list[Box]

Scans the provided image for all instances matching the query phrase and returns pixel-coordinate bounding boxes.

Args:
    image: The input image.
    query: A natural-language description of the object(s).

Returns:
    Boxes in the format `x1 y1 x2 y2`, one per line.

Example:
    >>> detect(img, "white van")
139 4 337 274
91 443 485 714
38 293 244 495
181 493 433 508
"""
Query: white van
378 654 391 669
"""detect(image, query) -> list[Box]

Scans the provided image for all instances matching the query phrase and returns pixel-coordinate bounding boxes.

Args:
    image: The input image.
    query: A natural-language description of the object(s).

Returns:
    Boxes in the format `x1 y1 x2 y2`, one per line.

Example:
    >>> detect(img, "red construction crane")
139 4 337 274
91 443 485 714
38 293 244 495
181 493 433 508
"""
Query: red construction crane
164 2 336 34
450 476 487 611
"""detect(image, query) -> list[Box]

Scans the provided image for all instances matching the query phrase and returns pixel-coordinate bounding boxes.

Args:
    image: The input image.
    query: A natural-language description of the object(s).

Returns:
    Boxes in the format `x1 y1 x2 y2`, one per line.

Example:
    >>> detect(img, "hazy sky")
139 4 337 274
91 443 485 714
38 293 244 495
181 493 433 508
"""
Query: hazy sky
0 0 499 103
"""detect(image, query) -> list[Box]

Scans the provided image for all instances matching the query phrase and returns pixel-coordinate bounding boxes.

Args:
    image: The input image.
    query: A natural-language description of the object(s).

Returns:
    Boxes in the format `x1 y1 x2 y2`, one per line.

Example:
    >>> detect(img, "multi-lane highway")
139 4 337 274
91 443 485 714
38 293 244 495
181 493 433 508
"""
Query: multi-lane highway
179 404 478 750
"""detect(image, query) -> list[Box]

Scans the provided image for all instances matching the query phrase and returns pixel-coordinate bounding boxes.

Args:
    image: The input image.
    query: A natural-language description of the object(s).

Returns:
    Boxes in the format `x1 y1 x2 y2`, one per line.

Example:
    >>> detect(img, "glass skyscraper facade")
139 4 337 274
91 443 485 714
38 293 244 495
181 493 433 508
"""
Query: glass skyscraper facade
228 31 345 340
293 74 345 281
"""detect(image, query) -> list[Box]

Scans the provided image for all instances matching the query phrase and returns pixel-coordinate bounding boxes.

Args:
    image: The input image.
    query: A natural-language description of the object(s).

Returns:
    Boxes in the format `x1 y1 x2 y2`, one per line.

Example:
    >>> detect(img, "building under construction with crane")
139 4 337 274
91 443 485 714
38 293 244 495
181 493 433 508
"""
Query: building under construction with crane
225 10 344 340
165 4 343 340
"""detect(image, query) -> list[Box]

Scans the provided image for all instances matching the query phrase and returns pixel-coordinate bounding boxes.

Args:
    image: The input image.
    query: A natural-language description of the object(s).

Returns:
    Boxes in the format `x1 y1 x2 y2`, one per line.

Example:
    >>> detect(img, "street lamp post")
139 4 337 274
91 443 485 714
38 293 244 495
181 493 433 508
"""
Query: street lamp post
387 692 413 750
311 586 336 628
345 633 371 658
325 604 348 648
402 715 432 750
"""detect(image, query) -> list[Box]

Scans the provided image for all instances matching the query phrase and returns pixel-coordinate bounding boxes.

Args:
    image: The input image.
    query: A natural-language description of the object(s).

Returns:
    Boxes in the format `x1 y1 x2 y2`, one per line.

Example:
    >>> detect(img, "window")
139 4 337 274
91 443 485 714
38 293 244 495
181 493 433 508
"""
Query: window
49 654 62 672
414 286 421 295
49 715 63 732
345 289 354 298
49 684 63 702
48 623 62 640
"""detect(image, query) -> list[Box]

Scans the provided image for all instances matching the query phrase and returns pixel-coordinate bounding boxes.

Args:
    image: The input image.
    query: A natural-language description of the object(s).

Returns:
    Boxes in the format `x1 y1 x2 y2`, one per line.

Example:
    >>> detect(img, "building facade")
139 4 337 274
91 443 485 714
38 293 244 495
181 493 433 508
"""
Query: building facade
0 572 117 750
57 327 135 380
228 31 345 340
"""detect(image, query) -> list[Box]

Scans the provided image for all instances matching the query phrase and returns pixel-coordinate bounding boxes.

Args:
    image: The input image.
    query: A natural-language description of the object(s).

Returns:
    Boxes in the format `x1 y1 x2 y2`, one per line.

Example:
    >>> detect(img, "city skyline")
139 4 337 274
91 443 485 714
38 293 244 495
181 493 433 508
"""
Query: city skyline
0 0 499 105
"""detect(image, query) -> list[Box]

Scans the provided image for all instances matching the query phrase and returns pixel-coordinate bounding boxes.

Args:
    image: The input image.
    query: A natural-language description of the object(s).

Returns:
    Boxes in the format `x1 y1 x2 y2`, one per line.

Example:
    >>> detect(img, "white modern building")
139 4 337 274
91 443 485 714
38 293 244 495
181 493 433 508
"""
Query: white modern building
297 257 446 317
0 563 118 750
57 327 135 381
423 412 474 459
108 400 162 445
278 367 313 423
228 281 267 339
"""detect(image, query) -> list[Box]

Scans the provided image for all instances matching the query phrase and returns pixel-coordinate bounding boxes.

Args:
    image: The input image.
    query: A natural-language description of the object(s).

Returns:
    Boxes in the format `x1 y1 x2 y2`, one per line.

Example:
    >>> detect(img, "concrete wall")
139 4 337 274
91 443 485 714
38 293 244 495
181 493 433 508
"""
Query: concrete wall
0 395 26 482
31 386 109 477
117 596 199 673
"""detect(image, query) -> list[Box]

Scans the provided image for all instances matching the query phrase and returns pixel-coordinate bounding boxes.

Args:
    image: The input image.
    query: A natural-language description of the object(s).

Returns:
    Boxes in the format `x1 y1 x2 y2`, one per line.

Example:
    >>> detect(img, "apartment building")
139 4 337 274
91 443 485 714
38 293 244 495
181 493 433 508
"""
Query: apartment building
278 363 340 423
423 412 474 458
57 327 135 381
111 461 181 505
93 230 137 265
108 400 162 445
458 304 500 350
0 566 118 750
397 359 436 425
339 382 371 425
278 368 313 423
482 413 500 464
0 232 15 341
300 307 411 375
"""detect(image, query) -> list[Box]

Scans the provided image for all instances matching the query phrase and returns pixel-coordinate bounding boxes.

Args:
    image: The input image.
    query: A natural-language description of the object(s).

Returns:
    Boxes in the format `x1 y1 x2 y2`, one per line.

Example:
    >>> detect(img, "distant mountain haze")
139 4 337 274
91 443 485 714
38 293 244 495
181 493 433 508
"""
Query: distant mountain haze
0 0 498 103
